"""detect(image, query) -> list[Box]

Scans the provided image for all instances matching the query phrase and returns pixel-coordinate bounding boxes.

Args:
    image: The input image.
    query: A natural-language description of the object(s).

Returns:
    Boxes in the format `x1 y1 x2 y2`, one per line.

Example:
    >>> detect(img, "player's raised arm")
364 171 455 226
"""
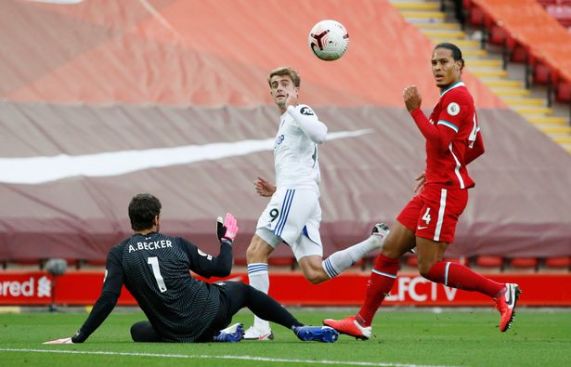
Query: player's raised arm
286 104 327 144
404 86 458 150
183 213 238 278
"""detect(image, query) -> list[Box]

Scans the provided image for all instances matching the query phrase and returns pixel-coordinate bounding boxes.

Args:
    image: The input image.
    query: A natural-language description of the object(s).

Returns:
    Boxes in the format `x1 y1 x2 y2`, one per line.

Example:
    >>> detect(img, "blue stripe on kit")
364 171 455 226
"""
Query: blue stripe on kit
437 120 459 132
275 189 295 236
323 258 338 278
247 264 268 274
274 189 291 235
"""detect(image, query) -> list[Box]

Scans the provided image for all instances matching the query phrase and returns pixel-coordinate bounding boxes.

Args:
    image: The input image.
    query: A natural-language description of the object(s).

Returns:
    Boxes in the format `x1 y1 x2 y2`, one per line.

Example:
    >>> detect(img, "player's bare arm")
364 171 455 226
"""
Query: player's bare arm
254 177 276 197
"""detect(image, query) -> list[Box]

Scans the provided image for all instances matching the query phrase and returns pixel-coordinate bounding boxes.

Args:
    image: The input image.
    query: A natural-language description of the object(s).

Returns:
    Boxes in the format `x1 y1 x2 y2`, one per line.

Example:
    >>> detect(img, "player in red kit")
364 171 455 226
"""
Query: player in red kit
324 43 520 339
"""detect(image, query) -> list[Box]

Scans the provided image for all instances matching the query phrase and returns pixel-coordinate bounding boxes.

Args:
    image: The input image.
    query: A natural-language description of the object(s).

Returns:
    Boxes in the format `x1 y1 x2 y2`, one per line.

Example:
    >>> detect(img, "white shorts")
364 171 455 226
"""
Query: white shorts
255 188 323 260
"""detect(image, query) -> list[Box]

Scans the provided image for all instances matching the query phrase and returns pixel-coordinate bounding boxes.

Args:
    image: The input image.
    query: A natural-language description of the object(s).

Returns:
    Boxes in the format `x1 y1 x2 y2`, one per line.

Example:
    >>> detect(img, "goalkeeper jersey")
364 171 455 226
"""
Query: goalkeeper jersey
73 232 232 342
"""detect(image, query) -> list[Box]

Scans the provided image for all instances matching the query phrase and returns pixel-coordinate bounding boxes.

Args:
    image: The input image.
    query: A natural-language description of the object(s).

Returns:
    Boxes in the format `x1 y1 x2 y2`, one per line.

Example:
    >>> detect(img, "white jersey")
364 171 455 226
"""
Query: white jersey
273 104 328 191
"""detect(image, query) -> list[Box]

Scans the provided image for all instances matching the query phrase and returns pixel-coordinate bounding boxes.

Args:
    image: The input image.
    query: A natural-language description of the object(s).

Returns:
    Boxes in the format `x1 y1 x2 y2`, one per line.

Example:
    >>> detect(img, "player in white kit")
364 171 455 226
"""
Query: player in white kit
244 67 389 340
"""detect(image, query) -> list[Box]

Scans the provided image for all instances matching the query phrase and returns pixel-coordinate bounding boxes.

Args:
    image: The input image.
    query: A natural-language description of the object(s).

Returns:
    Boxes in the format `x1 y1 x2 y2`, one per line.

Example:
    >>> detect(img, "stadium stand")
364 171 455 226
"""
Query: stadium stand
464 1 571 105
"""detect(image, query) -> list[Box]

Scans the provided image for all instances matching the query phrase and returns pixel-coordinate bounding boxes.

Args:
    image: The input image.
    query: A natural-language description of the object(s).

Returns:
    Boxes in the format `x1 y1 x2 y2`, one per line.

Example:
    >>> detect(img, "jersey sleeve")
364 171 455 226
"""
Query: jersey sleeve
181 238 232 278
465 129 485 164
411 90 472 149
286 104 327 144
71 246 123 343
436 90 472 137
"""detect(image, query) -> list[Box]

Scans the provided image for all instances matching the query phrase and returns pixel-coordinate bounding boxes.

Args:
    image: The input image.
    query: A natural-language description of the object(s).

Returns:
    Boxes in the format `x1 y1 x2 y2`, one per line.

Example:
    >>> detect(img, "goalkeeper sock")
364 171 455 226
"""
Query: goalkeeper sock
244 284 303 329
247 263 271 330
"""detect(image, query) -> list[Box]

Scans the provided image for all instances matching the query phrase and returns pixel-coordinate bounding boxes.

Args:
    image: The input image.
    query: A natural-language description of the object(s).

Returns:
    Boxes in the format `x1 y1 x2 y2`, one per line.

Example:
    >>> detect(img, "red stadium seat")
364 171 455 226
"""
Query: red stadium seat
544 256 571 269
7 259 43 269
509 257 538 271
468 5 486 26
555 81 571 102
473 255 504 272
533 63 553 85
79 259 106 268
488 25 508 45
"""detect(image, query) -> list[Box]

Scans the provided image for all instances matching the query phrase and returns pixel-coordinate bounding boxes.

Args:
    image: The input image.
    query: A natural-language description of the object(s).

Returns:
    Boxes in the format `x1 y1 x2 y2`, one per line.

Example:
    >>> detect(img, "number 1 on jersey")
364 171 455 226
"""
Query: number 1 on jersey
147 256 167 293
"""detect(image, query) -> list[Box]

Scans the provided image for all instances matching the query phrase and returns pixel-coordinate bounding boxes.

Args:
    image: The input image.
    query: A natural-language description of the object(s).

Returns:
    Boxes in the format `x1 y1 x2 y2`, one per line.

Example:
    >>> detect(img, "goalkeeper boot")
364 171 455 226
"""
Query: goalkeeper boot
323 315 371 340
293 325 339 343
213 323 244 342
495 283 521 332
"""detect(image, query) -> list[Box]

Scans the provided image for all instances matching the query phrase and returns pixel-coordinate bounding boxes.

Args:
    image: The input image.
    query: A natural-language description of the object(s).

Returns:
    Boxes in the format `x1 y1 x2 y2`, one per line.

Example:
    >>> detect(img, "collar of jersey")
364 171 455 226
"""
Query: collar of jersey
134 231 158 237
439 81 465 97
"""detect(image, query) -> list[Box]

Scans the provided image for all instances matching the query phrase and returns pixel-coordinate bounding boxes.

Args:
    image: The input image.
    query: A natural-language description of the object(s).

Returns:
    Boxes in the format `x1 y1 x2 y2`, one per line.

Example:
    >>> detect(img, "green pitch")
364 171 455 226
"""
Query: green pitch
0 309 569 367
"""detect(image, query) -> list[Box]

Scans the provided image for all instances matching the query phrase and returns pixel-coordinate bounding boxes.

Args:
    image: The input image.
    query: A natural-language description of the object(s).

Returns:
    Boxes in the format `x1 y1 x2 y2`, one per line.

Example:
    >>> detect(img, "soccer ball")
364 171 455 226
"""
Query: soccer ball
308 20 349 61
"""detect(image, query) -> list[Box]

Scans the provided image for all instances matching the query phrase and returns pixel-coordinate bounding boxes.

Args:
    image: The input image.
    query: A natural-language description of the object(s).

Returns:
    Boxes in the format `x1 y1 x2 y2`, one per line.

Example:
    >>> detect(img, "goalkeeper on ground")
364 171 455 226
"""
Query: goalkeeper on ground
45 193 338 343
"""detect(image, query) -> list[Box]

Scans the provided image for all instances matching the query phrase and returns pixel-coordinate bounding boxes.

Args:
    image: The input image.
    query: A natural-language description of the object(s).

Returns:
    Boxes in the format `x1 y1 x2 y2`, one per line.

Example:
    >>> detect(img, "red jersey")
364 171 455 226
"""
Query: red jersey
410 81 484 189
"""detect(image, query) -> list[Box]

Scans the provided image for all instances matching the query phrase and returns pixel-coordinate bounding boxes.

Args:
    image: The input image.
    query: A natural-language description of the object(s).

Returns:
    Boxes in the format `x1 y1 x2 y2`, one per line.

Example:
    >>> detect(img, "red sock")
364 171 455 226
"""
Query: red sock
425 261 504 298
356 254 400 327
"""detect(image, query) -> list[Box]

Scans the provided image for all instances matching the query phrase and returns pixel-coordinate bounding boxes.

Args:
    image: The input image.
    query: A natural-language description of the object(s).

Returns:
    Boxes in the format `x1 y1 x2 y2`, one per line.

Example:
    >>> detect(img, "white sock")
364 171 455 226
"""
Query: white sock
322 236 384 278
247 263 271 330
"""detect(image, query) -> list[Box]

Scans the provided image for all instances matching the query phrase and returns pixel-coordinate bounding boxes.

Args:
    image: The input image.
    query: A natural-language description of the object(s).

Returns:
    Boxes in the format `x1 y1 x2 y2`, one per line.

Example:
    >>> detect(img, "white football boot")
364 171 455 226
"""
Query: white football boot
243 324 274 340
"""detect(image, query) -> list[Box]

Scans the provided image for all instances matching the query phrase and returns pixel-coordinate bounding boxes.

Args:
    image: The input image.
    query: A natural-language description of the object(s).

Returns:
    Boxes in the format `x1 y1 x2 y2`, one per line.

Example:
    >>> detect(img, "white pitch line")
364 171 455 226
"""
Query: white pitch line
0 348 460 367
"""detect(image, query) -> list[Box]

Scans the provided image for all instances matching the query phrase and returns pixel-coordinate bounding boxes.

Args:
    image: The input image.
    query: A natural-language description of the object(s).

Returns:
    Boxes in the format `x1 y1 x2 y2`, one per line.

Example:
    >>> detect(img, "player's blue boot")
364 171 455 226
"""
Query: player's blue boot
213 323 244 342
293 325 339 343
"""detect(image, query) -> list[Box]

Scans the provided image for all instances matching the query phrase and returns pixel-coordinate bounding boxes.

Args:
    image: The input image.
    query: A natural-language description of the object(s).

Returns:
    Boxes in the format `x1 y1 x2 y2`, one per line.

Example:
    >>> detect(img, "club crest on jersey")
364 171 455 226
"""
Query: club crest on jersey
447 102 460 116
300 106 314 116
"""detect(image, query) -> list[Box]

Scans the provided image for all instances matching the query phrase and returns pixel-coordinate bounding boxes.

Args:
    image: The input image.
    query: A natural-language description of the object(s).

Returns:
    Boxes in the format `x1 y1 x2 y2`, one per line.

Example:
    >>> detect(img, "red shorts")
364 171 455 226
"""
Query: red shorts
396 184 468 244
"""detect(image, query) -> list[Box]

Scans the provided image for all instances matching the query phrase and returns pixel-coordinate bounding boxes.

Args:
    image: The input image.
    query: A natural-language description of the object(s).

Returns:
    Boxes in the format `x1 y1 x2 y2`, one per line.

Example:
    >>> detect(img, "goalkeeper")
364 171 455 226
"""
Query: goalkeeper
45 193 337 344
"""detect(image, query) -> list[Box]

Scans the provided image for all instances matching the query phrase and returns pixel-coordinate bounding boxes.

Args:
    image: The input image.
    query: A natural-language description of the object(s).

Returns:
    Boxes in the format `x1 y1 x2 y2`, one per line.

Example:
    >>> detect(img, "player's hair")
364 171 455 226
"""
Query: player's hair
434 43 465 71
267 66 301 88
129 193 162 231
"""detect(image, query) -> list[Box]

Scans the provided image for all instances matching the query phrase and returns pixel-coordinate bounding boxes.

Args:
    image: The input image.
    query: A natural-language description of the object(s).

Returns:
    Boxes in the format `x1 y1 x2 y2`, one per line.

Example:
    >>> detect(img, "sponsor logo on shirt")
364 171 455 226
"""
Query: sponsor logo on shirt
447 102 460 116
275 134 285 145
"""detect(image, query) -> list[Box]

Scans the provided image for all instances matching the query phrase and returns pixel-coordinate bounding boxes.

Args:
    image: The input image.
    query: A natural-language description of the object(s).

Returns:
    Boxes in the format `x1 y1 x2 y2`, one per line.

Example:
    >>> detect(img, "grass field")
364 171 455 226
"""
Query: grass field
0 308 569 367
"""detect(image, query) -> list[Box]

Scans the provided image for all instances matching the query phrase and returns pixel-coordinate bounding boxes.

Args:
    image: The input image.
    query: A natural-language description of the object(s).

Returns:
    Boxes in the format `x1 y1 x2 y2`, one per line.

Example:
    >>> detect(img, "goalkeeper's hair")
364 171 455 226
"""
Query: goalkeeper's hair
128 193 162 231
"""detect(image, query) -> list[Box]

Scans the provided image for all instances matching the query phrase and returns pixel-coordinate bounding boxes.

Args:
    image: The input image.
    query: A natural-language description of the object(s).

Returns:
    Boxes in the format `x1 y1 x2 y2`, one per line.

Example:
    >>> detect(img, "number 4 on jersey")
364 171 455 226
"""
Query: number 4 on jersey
422 208 431 225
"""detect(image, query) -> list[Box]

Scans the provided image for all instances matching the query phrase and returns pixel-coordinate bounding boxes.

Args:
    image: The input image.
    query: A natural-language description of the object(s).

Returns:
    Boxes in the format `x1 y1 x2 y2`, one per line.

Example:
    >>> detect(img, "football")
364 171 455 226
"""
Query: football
308 20 349 61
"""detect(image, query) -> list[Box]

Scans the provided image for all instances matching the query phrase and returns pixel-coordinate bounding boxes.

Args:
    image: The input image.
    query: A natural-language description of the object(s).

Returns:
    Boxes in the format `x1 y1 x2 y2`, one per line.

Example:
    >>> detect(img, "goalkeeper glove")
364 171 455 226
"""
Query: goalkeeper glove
217 212 239 243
